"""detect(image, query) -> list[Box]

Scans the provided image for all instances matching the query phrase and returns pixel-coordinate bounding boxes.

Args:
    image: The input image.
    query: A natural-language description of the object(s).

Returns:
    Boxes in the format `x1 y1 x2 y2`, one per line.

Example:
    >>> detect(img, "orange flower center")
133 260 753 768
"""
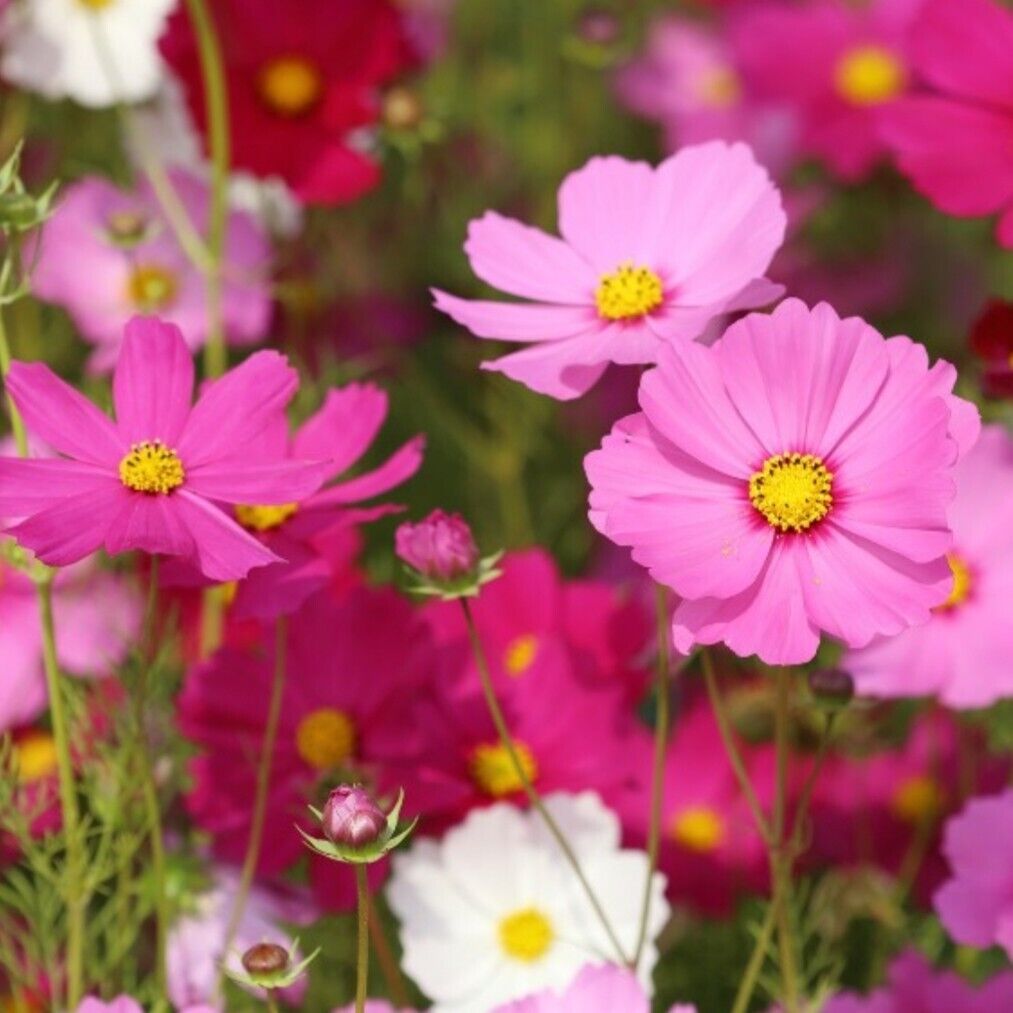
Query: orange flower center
295 707 356 770
470 741 538 796
834 45 906 105
671 805 726 853
258 56 324 116
127 264 178 312
503 634 539 676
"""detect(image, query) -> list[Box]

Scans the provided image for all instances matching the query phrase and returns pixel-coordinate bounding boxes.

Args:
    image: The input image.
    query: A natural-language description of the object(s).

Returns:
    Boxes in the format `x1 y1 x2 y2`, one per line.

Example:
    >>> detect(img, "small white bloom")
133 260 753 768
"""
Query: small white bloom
387 792 670 1013
1 0 174 108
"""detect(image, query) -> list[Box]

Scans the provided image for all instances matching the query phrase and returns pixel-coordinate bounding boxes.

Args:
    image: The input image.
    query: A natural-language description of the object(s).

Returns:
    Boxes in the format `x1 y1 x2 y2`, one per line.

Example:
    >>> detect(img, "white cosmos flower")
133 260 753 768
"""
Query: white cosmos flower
1 0 174 108
387 792 670 1013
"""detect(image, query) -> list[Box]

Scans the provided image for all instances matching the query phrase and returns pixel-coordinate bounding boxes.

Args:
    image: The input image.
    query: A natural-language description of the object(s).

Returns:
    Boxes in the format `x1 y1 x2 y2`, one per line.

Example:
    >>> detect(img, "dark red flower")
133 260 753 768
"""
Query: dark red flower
969 300 1013 398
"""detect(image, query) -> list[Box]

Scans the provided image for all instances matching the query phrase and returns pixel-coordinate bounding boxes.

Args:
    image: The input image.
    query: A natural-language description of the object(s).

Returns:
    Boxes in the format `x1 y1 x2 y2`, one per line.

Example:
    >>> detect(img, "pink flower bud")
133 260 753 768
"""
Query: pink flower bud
395 510 479 582
322 785 386 847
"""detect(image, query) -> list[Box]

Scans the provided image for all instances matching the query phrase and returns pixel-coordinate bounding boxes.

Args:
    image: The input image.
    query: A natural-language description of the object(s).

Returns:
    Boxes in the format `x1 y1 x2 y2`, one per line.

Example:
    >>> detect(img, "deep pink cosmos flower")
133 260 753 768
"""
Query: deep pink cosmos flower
846 426 1013 708
433 143 786 399
0 317 326 581
879 0 1013 247
30 172 272 371
934 790 1013 961
585 298 979 666
730 0 920 181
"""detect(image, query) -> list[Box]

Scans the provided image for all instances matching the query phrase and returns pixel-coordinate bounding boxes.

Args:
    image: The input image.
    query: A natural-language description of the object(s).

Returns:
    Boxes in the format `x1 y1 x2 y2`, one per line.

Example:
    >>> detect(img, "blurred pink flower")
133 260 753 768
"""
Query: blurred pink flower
934 789 1013 960
434 143 785 399
30 171 272 370
586 298 978 666
491 963 682 1012
879 0 1013 247
75 998 143 1013
0 318 325 581
731 0 922 181
846 426 1013 708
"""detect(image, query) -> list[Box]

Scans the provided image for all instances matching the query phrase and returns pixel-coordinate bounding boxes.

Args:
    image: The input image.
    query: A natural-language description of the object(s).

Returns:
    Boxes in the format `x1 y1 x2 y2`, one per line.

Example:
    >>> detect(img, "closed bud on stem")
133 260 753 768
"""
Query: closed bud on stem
241 942 290 977
807 667 855 708
322 785 387 847
396 509 479 582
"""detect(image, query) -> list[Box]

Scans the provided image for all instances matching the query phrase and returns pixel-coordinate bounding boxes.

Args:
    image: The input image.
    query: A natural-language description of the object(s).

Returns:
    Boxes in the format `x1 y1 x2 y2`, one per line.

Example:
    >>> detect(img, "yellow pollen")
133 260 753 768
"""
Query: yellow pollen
503 634 539 676
749 453 833 533
470 741 538 797
671 805 726 853
595 262 664 321
78 0 114 8
235 503 299 532
295 708 356 770
258 56 323 116
891 774 945 825
13 731 58 784
498 907 554 962
119 441 185 495
127 264 178 312
936 554 972 612
834 45 906 106
698 66 741 108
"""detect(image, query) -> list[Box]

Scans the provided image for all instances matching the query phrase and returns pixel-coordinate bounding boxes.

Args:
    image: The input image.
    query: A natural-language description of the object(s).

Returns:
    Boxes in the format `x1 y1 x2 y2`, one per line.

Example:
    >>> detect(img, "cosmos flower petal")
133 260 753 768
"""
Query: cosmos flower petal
482 333 612 400
307 436 424 508
433 290 599 342
104 491 196 559
0 458 112 517
292 384 388 475
184 459 328 505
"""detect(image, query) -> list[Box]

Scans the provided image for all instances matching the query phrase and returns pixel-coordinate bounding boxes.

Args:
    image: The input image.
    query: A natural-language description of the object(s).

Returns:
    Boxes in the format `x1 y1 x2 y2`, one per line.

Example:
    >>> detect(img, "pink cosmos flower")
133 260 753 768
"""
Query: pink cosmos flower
30 171 272 370
878 0 1013 248
823 950 1013 1012
0 318 326 582
586 298 979 665
433 143 786 399
0 551 140 732
846 426 1013 709
934 789 1013 961
730 0 921 181
75 999 143 1013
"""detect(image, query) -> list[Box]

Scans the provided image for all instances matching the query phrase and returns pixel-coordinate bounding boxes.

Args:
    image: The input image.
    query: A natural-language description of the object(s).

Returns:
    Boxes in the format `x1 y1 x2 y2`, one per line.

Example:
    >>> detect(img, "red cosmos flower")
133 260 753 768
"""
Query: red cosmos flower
969 300 1013 399
160 0 416 205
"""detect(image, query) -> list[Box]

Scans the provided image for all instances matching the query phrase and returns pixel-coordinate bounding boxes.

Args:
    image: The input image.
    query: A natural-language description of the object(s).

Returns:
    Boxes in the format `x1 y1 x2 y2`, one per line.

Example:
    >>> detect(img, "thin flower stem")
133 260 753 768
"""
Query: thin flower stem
700 649 771 843
731 899 778 1013
631 584 671 969
265 994 279 1013
366 894 411 1009
460 599 630 966
789 713 836 856
220 618 288 977
355 865 369 1013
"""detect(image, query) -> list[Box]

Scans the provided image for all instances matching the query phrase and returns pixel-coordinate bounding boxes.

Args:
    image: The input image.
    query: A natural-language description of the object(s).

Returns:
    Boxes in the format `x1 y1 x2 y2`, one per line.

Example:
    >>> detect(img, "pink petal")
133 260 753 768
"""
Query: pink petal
104 492 196 559
481 332 613 399
464 211 595 303
113 316 195 446
933 880 1003 948
183 459 328 505
0 458 112 517
4 361 123 466
432 289 598 342
230 537 331 621
293 384 387 475
306 436 423 508
176 351 298 468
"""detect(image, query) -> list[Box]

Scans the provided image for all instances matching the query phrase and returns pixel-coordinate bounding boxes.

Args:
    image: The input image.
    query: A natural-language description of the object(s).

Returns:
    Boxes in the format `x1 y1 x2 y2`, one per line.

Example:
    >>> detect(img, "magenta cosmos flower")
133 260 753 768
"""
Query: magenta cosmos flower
879 0 1013 248
934 790 1013 961
846 426 1013 709
433 142 786 399
30 171 272 370
0 318 326 581
586 298 980 665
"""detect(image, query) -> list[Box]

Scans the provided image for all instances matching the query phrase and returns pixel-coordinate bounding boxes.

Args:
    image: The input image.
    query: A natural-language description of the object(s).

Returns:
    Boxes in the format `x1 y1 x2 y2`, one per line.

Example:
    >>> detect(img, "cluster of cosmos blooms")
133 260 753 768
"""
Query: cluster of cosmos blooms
1 0 1013 1011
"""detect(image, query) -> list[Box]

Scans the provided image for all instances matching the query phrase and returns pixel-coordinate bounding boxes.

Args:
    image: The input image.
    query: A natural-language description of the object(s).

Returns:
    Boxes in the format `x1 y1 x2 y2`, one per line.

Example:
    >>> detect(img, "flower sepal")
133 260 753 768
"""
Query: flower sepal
402 550 503 602
224 940 319 991
297 787 417 864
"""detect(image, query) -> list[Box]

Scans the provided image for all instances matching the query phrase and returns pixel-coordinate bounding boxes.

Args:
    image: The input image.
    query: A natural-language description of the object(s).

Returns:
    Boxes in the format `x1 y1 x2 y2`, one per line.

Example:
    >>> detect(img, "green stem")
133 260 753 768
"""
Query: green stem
731 900 779 1013
265 993 279 1013
789 713 836 856
355 865 369 1013
631 584 671 969
460 599 630 966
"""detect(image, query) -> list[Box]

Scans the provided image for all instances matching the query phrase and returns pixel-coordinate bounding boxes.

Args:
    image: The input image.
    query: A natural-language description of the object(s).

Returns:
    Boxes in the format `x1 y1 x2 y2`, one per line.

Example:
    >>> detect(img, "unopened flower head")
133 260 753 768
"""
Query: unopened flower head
322 785 387 848
397 510 501 600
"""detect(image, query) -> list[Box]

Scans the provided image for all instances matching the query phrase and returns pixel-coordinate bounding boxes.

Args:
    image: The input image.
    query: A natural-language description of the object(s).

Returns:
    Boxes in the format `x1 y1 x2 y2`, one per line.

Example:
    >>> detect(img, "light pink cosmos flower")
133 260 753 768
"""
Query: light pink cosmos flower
585 298 980 666
434 142 786 399
75 999 143 1013
878 0 1013 248
30 170 271 371
0 317 326 581
934 790 1013 962
845 426 1013 708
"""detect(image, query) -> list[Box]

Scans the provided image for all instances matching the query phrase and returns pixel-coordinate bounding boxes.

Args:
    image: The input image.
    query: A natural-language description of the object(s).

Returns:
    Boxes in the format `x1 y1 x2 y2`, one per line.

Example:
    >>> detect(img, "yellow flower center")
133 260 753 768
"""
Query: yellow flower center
595 263 664 321
77 0 114 9
749 453 834 533
498 907 554 962
470 741 538 797
834 45 906 106
671 805 726 853
119 441 185 495
698 66 741 108
258 56 324 116
13 731 58 784
935 554 972 612
891 774 945 825
295 707 356 770
503 634 539 676
234 503 299 532
127 264 178 312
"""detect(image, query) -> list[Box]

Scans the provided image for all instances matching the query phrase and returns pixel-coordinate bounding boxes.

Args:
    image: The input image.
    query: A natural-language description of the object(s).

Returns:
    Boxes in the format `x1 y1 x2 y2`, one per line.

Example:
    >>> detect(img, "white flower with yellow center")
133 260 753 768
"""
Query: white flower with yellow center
2 0 174 108
387 792 669 1013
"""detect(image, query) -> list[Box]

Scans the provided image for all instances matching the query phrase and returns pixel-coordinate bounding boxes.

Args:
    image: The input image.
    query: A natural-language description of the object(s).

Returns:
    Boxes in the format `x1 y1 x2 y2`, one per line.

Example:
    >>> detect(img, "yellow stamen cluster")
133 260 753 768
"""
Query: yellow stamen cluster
595 263 664 321
834 45 906 106
749 452 833 533
295 707 356 770
235 503 299 532
503 634 539 676
14 731 58 784
127 264 178 312
936 554 972 612
78 0 114 9
258 56 323 116
671 805 726 853
498 907 554 962
119 440 185 495
698 66 741 108
470 741 538 797
891 774 945 825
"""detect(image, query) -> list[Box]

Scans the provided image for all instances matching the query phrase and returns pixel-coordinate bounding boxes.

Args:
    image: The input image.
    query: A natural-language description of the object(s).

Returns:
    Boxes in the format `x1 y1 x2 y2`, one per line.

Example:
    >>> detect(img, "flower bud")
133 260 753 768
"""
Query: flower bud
322 785 387 847
807 667 854 708
241 942 289 977
576 7 621 46
395 510 479 582
383 85 425 131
